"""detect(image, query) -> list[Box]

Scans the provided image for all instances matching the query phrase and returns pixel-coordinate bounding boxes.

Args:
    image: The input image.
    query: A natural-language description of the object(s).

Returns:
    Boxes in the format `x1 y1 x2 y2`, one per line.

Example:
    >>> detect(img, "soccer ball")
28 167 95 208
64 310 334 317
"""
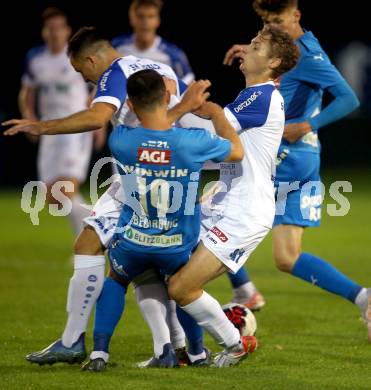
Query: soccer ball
222 302 257 336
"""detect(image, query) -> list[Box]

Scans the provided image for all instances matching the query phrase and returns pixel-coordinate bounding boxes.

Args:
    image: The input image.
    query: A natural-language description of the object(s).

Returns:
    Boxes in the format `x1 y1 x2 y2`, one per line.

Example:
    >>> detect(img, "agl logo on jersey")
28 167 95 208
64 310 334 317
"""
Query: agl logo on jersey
137 148 171 165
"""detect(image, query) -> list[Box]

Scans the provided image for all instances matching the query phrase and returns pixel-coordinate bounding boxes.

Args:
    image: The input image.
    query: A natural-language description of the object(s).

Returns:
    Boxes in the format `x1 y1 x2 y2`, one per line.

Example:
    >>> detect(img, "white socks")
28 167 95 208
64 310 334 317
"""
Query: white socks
188 351 207 363
62 255 105 347
181 291 240 349
135 282 173 358
90 350 109 363
67 193 90 236
233 281 257 303
355 288 368 310
166 299 186 350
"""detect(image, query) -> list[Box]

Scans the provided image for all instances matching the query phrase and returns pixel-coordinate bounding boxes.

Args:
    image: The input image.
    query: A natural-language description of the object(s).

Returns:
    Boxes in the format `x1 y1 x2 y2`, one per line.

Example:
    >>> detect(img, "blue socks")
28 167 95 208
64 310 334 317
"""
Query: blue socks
292 253 362 302
228 267 250 288
93 277 127 353
176 306 204 355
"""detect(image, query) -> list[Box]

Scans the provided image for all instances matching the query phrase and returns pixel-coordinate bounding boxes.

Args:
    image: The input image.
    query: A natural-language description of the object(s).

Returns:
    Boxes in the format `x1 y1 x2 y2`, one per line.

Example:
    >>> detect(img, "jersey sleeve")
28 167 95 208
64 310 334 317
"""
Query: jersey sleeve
21 49 38 87
188 129 231 163
224 86 274 131
108 125 128 158
298 54 360 130
92 66 127 112
177 78 188 95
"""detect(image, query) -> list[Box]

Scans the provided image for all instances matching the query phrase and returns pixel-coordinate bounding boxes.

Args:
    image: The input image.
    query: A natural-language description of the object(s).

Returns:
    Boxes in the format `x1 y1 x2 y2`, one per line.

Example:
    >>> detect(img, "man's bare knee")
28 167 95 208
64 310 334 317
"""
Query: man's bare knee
168 274 188 303
274 251 296 273
272 225 303 273
74 226 105 255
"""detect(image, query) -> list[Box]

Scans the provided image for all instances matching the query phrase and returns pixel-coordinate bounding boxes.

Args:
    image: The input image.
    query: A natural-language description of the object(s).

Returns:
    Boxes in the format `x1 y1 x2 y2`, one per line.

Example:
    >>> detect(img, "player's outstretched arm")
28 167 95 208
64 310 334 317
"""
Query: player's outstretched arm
3 102 115 137
223 44 248 66
196 102 244 162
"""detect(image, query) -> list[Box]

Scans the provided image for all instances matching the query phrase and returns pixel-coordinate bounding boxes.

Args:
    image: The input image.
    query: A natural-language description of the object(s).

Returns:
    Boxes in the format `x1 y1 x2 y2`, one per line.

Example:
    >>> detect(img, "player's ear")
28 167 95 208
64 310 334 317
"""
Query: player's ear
41 26 48 42
294 9 301 23
128 5 136 27
165 90 171 105
269 58 282 72
127 98 134 112
66 25 72 39
86 55 95 67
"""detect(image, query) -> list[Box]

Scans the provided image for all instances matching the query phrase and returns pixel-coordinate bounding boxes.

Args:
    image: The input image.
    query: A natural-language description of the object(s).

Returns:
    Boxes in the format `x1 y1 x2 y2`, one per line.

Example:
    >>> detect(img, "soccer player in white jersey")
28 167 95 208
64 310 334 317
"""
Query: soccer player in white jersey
18 8 102 235
112 0 195 85
4 27 189 366
166 25 299 366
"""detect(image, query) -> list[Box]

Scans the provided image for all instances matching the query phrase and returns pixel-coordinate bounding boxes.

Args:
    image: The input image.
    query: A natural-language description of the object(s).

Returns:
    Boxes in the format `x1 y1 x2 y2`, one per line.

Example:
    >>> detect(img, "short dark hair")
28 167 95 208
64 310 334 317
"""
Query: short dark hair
67 27 111 58
261 25 299 79
127 70 166 111
130 0 163 13
253 0 298 15
42 7 67 25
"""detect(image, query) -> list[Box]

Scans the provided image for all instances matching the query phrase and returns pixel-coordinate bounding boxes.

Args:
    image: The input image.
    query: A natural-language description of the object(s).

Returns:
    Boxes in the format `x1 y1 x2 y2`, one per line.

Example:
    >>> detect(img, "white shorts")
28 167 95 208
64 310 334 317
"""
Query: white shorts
38 133 93 184
83 180 124 248
200 207 270 274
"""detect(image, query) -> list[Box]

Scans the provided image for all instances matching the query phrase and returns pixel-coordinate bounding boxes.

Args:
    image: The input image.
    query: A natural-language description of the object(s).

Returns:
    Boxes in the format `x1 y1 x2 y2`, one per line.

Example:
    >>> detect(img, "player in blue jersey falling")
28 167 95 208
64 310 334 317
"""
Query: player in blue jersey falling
224 0 371 341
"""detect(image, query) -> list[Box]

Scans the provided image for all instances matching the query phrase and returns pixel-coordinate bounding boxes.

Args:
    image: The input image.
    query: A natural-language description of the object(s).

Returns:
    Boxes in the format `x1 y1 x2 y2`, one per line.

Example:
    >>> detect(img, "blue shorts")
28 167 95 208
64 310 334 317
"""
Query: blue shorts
274 151 322 227
108 242 190 283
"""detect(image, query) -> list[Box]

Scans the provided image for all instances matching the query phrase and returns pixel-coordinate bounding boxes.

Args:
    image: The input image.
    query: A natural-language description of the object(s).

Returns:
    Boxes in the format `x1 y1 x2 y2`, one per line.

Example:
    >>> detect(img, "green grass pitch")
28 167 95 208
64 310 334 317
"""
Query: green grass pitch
1 169 371 389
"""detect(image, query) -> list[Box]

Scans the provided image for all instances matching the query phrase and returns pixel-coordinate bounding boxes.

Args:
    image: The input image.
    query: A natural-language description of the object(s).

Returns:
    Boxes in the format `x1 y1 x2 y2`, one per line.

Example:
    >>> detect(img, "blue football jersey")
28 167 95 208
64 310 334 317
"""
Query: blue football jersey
279 30 353 154
109 125 231 254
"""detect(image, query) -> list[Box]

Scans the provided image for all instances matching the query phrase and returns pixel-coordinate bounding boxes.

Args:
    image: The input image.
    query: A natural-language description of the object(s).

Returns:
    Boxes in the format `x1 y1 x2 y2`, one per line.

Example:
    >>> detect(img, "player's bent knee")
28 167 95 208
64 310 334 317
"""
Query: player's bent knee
168 275 188 305
274 251 297 273
74 226 105 256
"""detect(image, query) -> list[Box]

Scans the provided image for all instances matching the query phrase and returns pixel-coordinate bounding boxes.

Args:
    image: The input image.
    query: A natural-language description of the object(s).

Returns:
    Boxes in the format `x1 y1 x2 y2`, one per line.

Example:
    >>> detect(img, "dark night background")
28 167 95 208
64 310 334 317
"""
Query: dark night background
0 1 369 186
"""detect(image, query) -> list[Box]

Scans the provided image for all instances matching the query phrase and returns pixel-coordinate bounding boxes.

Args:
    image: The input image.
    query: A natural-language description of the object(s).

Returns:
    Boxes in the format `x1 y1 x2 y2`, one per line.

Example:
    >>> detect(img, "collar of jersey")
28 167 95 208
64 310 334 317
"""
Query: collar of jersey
245 80 275 88
296 29 313 44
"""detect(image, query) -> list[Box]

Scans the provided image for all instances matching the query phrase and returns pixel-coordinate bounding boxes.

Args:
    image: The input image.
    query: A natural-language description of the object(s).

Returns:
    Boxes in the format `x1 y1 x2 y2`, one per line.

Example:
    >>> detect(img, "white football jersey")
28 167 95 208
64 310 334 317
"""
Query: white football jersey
22 46 89 120
177 81 284 227
92 55 185 128
215 81 285 227
112 34 194 85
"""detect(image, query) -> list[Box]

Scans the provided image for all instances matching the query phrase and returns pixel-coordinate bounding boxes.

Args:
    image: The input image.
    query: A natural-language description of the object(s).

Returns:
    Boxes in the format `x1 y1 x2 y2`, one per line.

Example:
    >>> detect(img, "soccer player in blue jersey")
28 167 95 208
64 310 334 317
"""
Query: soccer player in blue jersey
223 0 371 341
112 0 194 84
81 69 254 370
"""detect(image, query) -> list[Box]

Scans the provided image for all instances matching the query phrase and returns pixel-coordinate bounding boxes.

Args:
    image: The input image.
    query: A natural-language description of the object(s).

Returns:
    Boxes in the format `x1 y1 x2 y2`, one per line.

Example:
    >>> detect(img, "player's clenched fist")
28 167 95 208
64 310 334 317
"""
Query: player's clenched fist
179 79 211 112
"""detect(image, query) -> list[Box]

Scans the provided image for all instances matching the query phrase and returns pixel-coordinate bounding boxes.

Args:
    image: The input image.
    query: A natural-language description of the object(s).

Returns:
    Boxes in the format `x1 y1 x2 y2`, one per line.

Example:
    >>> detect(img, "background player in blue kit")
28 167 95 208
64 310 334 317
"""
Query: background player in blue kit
224 0 371 341
81 69 248 370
